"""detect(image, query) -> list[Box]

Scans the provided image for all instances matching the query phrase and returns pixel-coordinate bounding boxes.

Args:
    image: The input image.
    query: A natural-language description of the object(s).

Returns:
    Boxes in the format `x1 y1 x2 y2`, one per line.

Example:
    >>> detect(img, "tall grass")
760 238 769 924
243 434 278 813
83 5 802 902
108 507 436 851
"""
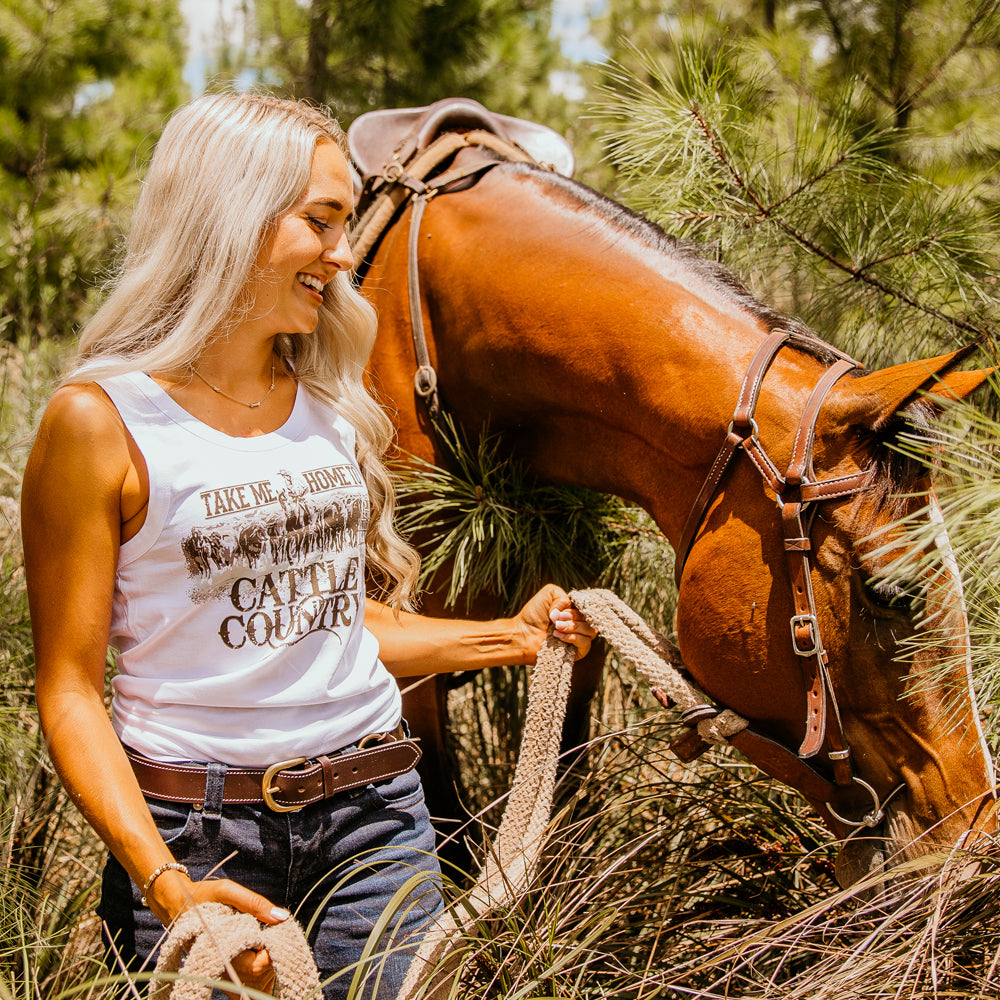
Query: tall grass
3 343 999 998
431 687 1000 999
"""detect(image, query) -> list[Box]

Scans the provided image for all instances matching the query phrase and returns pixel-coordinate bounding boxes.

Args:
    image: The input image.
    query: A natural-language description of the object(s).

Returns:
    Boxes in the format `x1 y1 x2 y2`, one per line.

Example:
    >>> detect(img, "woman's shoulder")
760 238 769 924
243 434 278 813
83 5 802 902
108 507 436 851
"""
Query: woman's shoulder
30 382 132 483
41 382 126 437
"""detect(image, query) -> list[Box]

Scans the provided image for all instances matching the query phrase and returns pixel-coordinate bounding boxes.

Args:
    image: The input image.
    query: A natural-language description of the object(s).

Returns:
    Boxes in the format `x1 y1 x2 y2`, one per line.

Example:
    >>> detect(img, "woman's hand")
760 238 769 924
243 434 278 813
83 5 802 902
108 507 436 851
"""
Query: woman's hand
513 585 596 662
149 871 288 998
369 586 596 676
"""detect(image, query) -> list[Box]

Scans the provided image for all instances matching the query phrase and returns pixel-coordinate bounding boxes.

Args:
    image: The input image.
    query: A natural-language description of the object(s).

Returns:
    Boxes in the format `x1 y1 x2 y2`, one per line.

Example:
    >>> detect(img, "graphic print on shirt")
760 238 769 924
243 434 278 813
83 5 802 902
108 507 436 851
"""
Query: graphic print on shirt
179 464 369 651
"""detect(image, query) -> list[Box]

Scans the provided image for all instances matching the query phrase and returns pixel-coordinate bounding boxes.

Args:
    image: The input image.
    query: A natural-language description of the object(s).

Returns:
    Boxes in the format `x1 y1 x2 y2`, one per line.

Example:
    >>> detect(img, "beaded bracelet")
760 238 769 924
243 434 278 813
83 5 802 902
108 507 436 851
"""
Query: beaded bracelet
140 862 190 907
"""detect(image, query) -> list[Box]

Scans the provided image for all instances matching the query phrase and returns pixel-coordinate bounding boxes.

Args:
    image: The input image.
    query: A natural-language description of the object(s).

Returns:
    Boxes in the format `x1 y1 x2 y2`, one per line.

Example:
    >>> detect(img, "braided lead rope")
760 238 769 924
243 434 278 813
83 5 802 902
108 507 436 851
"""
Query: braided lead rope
568 589 747 746
398 628 575 1000
399 589 748 999
151 902 321 1000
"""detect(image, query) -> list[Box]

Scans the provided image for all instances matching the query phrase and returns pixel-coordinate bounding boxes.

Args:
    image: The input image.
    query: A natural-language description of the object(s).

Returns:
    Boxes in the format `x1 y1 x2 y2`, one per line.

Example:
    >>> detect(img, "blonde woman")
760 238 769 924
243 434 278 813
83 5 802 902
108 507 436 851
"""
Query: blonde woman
21 92 594 999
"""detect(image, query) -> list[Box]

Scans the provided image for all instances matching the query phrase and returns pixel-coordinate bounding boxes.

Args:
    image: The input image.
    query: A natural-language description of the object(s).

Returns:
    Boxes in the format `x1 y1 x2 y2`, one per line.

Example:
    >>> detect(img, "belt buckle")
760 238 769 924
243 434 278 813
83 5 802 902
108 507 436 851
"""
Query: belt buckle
261 756 308 813
357 730 393 750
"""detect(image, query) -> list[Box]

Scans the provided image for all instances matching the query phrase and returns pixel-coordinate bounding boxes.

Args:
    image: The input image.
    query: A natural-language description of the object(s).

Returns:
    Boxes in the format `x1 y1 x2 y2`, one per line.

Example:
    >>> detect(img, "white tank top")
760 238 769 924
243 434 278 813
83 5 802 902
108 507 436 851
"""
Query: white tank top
98 372 400 766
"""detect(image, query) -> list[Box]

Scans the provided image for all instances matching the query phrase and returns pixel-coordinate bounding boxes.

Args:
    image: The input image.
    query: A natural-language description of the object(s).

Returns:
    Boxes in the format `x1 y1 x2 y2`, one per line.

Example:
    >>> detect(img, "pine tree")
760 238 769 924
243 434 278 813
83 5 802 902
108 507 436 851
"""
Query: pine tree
0 0 187 344
582 0 1000 367
222 0 572 126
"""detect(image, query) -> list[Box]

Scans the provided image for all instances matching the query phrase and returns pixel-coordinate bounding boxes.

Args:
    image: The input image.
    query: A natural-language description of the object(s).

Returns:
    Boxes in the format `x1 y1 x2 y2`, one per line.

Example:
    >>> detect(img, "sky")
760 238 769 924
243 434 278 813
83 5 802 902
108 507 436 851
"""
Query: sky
179 0 607 95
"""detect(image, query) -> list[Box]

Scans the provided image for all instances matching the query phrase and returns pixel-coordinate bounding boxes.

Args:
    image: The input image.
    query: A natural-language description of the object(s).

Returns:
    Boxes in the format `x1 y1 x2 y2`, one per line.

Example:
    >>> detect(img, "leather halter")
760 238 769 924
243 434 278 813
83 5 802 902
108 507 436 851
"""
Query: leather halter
351 129 539 417
675 330 872 788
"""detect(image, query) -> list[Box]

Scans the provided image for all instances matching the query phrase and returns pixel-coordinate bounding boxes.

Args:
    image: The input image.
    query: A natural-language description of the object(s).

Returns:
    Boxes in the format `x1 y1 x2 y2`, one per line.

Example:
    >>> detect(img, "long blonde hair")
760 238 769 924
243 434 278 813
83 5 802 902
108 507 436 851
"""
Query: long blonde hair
67 91 420 608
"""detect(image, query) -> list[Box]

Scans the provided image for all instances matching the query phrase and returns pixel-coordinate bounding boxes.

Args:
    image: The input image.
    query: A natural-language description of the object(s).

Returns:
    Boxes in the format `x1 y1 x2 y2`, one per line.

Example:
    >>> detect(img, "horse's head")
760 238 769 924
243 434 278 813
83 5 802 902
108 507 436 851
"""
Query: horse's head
675 347 997 886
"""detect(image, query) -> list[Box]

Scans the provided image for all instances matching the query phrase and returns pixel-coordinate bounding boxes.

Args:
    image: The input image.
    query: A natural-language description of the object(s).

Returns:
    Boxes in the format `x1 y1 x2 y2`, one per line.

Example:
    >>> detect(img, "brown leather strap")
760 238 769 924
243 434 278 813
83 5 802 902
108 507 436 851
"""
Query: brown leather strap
126 724 421 812
732 330 790 430
786 358 857 489
778 357 859 777
729 727 837 803
407 193 439 415
674 331 790 585
782 500 828 758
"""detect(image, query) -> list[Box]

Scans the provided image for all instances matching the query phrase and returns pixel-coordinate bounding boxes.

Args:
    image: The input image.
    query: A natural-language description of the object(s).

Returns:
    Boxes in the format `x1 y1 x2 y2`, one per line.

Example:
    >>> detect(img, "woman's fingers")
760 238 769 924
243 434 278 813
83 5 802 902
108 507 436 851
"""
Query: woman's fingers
223 947 277 999
517 585 596 660
190 879 290 924
549 602 596 657
166 880 286 998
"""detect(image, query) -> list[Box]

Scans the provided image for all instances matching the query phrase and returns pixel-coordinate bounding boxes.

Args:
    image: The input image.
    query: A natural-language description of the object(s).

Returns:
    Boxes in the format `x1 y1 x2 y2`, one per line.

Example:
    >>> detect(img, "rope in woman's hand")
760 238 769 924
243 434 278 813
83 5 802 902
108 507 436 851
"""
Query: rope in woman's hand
150 902 320 1000
399 588 746 1000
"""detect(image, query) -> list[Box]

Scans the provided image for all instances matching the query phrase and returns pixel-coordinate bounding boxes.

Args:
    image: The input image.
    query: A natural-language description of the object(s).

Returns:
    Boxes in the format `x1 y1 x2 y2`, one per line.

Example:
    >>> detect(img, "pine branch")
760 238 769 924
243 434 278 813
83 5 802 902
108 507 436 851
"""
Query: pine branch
687 103 995 341
391 414 676 617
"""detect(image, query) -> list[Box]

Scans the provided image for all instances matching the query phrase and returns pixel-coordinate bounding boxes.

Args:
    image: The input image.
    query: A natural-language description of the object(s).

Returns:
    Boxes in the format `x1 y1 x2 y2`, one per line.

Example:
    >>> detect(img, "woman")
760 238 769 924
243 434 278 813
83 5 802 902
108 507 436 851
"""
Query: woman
21 91 594 999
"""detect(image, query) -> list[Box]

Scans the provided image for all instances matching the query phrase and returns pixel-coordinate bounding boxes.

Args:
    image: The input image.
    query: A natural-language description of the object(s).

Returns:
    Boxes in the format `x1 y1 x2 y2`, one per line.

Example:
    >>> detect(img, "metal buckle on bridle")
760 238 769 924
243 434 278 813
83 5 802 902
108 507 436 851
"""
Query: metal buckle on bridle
790 613 822 657
261 756 308 813
827 776 890 829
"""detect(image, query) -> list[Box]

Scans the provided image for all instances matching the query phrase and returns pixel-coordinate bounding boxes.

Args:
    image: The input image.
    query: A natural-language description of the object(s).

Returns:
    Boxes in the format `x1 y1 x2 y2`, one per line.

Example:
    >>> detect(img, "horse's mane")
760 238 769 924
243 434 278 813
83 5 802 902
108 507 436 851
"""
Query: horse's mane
504 161 844 367
502 162 934 522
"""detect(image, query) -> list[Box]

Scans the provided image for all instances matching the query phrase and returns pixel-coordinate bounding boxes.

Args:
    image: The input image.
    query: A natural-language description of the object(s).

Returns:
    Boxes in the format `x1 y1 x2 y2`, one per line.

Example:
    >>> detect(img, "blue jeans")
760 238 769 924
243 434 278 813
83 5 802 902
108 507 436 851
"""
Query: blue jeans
99 763 443 999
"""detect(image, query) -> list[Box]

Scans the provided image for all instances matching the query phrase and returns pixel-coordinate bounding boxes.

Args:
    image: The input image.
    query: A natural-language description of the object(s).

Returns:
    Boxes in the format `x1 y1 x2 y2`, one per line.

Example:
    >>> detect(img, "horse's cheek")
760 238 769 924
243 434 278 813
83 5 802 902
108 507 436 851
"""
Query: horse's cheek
676 554 786 722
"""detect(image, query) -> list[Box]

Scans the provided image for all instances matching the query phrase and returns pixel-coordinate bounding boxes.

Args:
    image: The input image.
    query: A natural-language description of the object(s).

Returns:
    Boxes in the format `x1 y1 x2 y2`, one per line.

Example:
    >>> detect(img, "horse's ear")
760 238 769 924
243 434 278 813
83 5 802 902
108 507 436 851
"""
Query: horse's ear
827 347 994 430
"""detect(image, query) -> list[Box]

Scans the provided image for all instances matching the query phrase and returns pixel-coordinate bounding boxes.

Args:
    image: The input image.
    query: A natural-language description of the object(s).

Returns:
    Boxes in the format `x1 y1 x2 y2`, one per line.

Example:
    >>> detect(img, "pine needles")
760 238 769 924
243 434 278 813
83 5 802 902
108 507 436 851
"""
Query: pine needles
392 413 675 617
588 32 1000 369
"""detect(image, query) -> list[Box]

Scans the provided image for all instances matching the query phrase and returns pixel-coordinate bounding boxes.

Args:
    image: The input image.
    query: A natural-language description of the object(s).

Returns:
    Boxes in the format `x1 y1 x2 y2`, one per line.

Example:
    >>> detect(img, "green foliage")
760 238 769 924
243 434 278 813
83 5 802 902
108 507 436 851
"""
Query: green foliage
0 0 187 344
227 0 573 126
585 6 1000 368
392 413 674 616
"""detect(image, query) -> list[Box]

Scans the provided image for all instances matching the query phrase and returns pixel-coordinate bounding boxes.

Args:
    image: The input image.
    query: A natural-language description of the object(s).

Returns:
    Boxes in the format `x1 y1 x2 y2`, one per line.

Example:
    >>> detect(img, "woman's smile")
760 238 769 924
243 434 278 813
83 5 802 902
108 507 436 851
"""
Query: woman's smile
241 140 355 338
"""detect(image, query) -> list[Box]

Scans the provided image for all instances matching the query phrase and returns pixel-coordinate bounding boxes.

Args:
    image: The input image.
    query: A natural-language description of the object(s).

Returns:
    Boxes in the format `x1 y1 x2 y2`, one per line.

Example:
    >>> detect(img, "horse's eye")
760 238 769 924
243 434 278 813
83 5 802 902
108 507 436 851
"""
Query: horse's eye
865 579 915 615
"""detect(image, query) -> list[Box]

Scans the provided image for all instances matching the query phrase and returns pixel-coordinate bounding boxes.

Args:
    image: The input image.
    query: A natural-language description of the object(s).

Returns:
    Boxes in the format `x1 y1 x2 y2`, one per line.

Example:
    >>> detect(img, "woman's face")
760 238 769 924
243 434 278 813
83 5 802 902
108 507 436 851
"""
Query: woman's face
242 139 355 339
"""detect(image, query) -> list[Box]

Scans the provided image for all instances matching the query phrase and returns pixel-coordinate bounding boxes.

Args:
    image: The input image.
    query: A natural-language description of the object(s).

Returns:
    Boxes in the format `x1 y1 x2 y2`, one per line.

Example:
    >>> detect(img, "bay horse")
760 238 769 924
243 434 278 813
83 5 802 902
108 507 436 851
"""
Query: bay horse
348 100 997 885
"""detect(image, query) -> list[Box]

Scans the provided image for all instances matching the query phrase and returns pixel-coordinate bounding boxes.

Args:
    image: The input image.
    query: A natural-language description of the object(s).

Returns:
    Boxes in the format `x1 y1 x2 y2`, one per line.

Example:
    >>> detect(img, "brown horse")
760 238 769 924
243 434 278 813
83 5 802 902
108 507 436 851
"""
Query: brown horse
352 115 997 884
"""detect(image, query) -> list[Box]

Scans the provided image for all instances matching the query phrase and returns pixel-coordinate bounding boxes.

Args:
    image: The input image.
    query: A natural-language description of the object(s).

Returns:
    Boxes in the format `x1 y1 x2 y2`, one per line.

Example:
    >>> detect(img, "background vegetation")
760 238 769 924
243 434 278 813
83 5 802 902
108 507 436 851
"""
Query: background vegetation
2 0 1000 995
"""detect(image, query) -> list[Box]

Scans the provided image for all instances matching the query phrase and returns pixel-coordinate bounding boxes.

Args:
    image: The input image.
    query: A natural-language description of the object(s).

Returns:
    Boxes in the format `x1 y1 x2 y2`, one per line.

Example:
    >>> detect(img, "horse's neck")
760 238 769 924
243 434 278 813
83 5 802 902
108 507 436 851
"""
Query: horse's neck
368 166 818 547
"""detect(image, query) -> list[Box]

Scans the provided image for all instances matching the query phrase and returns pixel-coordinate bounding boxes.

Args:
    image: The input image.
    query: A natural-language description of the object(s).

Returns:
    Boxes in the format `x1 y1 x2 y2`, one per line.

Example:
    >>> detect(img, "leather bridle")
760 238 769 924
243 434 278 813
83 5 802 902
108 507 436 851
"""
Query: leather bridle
352 139 900 830
673 330 901 825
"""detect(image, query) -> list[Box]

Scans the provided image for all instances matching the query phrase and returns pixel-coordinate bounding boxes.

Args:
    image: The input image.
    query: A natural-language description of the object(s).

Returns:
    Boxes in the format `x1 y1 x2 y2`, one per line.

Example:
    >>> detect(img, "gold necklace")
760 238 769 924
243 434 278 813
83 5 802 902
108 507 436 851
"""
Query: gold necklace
191 361 276 409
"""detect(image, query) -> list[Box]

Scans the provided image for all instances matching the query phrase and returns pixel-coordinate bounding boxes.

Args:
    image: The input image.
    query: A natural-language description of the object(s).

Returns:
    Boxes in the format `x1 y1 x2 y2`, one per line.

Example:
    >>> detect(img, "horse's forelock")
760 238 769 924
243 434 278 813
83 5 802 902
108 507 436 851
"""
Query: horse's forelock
854 396 938 532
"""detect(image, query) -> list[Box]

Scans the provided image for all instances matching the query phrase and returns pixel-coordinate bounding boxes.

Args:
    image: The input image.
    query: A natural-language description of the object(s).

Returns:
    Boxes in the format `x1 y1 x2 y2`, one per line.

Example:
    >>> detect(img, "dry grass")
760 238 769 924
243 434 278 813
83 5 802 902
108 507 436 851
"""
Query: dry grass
3 341 999 998
436 667 1000 998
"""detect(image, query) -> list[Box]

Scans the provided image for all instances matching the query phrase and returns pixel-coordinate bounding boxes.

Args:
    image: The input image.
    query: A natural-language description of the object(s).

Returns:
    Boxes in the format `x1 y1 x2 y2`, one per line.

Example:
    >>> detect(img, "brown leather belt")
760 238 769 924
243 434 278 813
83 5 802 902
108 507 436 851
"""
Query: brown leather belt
125 723 421 814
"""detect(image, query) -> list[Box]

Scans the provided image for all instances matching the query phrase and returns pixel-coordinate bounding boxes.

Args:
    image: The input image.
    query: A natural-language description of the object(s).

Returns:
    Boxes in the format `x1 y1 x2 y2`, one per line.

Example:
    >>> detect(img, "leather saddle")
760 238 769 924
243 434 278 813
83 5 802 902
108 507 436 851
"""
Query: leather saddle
348 97 575 180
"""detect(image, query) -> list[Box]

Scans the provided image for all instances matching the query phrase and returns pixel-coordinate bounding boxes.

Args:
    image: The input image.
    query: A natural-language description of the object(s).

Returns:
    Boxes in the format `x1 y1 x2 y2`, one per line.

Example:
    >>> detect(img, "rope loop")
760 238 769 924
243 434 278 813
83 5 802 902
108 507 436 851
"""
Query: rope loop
152 903 320 1000
400 589 747 999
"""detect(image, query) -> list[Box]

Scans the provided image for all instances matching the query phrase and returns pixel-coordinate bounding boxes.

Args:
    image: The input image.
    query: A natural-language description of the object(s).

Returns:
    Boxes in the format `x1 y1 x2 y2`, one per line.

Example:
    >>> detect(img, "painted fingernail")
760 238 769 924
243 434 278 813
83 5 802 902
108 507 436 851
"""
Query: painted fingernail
270 906 290 921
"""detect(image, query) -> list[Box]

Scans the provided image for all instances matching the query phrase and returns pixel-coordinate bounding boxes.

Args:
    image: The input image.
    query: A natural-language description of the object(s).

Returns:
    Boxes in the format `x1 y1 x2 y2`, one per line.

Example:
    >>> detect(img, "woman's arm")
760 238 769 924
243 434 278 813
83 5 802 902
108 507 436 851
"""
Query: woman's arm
22 385 286 936
366 585 595 678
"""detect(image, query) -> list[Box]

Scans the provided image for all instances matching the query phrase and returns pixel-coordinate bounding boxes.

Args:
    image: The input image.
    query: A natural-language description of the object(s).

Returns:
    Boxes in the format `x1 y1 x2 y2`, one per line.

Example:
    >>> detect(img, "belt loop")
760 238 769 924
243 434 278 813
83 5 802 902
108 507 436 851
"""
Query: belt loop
203 762 227 820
